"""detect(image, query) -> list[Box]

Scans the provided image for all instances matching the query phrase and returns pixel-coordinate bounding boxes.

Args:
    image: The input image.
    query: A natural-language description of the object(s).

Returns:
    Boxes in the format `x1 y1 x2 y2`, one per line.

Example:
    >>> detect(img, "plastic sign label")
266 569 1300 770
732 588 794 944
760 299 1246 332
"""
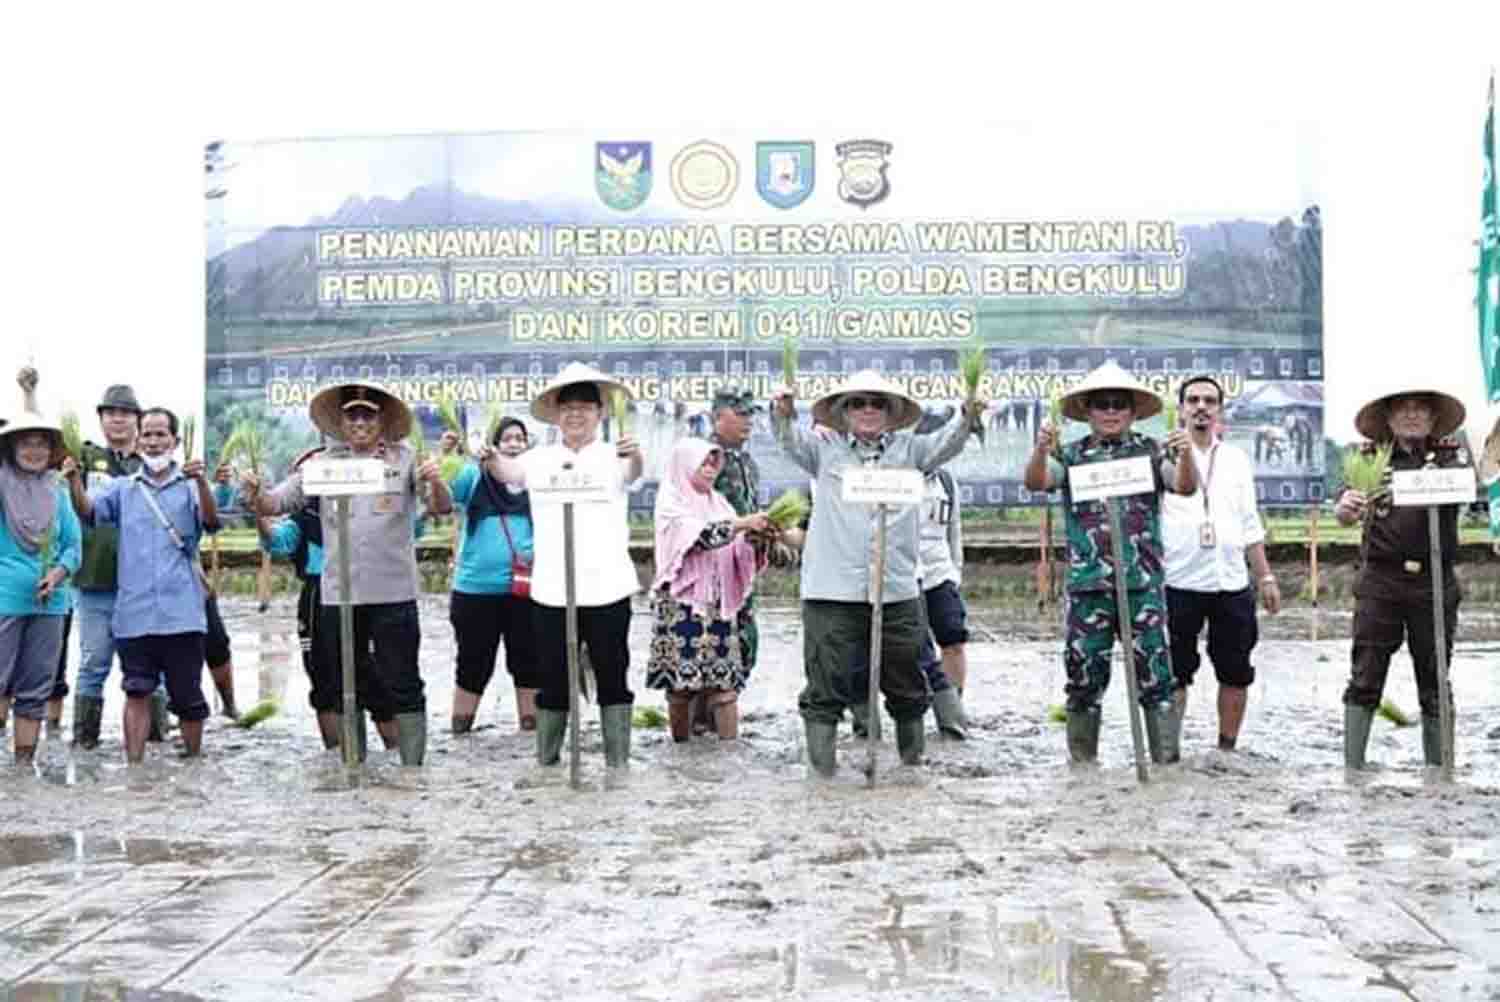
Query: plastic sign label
840 467 925 506
302 458 387 496
1069 455 1155 503
1390 468 1476 507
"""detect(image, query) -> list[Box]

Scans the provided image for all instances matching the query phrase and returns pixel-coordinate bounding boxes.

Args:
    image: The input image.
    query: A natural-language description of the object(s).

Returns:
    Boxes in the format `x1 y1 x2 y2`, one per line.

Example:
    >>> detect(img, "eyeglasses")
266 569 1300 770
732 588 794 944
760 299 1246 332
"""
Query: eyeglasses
1183 393 1220 406
845 396 889 412
1087 394 1133 412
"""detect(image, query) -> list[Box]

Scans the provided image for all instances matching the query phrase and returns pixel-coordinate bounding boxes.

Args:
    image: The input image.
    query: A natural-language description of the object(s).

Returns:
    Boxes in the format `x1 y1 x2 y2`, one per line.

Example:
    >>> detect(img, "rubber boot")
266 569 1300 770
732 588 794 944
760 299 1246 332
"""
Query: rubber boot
1066 708 1101 763
73 694 104 749
1420 714 1443 767
930 688 968 741
850 701 870 739
1344 704 1375 770
1144 704 1180 764
395 712 426 766
895 715 926 765
535 708 567 766
147 690 169 743
667 695 692 743
805 719 838 777
600 704 632 768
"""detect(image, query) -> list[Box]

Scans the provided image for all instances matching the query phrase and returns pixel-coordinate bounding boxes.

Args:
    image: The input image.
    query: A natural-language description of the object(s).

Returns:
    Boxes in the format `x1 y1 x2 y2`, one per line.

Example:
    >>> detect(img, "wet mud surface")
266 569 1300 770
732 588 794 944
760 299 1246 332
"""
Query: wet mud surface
3 597 1499 1000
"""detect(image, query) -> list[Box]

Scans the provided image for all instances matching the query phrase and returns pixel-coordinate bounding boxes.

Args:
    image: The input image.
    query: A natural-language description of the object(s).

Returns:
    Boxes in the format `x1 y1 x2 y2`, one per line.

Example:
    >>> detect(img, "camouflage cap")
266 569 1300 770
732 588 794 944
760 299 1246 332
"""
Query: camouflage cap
711 385 763 415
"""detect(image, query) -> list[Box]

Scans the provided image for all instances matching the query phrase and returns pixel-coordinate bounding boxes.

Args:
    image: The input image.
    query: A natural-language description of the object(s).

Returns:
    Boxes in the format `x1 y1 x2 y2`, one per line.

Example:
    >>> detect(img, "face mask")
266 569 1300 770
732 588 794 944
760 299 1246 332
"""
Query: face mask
142 453 173 474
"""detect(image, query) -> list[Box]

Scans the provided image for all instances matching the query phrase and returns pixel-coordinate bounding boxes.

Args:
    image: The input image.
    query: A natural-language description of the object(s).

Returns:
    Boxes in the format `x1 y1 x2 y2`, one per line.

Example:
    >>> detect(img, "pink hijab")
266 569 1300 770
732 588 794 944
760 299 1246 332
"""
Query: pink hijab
653 439 763 618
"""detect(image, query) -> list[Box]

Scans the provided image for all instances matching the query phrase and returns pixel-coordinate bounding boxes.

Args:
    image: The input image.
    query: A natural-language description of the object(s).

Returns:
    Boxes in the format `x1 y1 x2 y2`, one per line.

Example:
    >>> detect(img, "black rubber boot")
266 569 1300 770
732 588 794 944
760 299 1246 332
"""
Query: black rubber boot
1344 704 1375 769
1066 708 1101 763
73 695 104 749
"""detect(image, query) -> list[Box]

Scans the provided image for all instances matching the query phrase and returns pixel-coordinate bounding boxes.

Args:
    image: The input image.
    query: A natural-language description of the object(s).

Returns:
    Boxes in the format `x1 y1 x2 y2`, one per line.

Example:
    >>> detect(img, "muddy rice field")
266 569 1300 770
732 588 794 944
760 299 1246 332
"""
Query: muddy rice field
2 595 1499 1001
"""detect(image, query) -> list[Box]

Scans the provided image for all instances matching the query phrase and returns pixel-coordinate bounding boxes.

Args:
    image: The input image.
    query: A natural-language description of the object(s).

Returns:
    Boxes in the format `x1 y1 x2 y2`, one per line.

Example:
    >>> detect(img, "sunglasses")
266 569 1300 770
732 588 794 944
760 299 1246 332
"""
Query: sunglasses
845 396 889 412
1087 394 1133 412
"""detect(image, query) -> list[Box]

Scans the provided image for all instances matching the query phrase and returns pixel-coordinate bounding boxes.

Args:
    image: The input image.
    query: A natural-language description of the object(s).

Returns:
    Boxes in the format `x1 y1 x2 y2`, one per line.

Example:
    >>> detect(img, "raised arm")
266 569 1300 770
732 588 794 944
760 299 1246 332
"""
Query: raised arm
911 402 977 473
771 387 820 475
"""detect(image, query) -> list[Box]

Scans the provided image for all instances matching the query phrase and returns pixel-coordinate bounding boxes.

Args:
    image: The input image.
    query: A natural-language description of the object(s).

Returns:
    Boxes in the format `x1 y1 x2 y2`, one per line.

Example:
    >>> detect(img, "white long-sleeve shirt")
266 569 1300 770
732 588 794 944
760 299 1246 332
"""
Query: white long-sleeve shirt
1162 439 1265 593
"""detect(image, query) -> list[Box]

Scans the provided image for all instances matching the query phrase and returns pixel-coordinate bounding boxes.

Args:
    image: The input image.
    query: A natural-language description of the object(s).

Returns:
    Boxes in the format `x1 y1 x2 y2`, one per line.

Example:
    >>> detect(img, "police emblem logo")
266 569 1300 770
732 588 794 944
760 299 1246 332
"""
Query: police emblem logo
596 142 652 211
671 141 739 210
835 139 893 209
756 141 814 209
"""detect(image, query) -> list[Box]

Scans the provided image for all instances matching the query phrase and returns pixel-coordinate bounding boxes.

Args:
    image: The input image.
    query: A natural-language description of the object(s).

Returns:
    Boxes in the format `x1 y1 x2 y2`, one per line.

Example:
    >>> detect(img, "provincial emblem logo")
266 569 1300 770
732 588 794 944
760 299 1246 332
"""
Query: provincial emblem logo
595 142 652 211
756 141 815 209
670 141 739 210
835 139 893 209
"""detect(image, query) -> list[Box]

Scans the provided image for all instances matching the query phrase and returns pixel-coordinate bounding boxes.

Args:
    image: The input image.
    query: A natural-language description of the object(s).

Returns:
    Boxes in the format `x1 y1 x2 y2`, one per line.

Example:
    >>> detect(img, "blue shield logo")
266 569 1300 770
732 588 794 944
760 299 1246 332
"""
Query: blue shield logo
596 142 652 211
756 141 815 209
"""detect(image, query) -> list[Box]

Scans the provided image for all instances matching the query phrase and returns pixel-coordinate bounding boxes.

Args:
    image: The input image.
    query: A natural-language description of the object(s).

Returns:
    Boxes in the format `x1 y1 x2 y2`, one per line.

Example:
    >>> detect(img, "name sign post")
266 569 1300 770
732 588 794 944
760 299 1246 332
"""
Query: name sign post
531 469 613 790
302 457 387 770
1390 467 1476 781
841 467 925 786
1070 454 1156 784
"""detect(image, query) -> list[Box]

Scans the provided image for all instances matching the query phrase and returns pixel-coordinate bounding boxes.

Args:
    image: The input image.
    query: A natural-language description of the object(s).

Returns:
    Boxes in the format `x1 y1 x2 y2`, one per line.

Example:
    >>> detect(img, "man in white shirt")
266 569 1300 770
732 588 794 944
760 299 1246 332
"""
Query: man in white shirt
486 363 644 768
1162 375 1281 754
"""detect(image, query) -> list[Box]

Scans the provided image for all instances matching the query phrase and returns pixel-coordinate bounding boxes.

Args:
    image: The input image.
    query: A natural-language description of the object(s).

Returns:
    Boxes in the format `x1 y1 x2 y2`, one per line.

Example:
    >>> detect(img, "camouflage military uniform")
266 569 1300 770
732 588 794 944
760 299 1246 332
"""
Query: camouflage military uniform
1055 432 1174 711
1341 436 1467 718
712 432 760 672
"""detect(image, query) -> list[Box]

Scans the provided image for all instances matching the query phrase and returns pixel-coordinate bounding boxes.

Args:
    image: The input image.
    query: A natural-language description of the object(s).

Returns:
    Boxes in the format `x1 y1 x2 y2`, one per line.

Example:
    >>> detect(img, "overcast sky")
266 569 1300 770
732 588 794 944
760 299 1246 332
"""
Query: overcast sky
2 8 1495 445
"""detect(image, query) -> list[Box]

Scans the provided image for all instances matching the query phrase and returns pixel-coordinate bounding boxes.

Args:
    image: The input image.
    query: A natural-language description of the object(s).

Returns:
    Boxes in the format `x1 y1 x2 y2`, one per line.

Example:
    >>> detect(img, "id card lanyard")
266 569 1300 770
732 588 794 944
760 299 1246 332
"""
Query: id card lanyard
1196 443 1219 548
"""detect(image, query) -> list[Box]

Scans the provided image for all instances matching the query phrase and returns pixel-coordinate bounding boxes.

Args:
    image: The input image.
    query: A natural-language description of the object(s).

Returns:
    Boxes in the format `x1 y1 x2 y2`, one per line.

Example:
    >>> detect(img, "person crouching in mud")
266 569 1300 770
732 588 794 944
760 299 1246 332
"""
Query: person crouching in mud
1023 362 1195 766
772 369 978 777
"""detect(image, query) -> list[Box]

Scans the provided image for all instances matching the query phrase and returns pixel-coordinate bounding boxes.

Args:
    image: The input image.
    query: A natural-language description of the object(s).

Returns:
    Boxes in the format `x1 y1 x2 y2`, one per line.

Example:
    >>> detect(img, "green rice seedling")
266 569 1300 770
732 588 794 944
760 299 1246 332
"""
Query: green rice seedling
181 415 197 463
959 344 986 400
60 412 83 463
235 698 280 729
632 706 667 729
1342 443 1393 496
1046 704 1067 724
781 336 798 388
436 399 463 437
766 489 811 530
1376 699 1414 727
224 421 265 475
611 389 631 440
439 454 465 483
1161 395 1178 435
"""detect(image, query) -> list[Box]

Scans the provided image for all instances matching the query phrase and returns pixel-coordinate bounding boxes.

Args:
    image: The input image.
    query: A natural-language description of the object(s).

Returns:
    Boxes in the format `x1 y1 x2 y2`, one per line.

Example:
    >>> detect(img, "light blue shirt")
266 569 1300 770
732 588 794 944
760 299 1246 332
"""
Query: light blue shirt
262 519 325 577
0 482 82 616
91 468 207 638
450 463 533 596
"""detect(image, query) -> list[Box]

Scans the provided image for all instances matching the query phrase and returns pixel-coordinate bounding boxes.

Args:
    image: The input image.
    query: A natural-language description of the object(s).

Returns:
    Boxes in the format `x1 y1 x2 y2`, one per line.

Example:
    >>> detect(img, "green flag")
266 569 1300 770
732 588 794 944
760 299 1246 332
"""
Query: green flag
1481 73 1498 401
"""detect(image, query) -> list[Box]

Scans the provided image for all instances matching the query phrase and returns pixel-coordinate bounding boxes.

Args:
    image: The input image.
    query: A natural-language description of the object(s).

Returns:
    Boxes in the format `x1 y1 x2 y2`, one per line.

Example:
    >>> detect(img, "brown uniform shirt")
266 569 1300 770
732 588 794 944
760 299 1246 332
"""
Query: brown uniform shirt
1340 436 1470 601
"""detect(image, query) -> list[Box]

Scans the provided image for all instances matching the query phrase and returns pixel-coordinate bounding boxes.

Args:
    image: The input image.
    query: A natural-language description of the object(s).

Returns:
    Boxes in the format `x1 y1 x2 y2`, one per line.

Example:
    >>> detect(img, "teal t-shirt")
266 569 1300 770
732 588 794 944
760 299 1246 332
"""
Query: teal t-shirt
450 463 533 596
0 482 83 616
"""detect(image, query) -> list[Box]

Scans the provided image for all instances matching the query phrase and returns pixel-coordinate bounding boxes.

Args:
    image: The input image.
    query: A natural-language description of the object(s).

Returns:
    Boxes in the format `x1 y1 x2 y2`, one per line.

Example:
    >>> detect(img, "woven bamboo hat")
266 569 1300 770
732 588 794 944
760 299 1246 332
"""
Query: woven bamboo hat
1353 384 1465 442
1059 361 1162 422
309 382 413 443
810 369 921 433
530 362 631 425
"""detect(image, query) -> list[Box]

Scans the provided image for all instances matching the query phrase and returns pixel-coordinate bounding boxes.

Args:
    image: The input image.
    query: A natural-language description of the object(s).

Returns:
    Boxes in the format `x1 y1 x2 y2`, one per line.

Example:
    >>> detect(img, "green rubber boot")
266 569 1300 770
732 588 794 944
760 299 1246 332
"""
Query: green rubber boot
395 712 427 766
850 701 870 739
805 719 838 777
535 708 567 766
1344 704 1375 770
73 694 104 749
601 704 632 768
930 688 968 741
1144 704 1181 764
147 690 169 743
1066 708 1101 764
1421 714 1443 767
895 715 926 765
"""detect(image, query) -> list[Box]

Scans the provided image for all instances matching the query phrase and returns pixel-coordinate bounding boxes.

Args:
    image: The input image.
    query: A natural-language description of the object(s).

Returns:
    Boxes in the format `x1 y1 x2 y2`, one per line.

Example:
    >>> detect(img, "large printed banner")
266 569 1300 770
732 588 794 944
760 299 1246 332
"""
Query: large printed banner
205 131 1324 508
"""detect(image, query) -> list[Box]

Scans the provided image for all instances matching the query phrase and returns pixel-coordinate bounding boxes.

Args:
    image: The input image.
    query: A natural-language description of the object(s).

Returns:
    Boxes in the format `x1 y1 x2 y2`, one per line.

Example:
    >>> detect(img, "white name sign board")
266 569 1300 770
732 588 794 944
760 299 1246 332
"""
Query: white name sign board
1069 456 1156 503
1390 468 1476 507
840 467 925 506
530 469 613 504
302 458 388 497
